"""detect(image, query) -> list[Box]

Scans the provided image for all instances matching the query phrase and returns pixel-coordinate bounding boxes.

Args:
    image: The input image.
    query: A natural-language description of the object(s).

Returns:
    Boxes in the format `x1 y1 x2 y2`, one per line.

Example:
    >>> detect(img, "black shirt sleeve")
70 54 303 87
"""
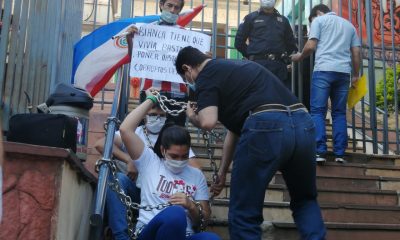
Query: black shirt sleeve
234 14 253 58
195 79 219 113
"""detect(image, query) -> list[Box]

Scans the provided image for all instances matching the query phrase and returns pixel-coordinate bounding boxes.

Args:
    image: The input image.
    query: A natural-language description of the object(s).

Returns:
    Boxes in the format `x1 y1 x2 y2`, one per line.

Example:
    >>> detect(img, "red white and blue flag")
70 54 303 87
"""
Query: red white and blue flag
72 5 205 97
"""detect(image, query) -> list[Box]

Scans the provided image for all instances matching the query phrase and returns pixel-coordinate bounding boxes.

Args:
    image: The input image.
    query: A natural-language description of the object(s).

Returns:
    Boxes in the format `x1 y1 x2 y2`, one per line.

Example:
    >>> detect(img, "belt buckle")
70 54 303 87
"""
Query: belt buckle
267 54 275 60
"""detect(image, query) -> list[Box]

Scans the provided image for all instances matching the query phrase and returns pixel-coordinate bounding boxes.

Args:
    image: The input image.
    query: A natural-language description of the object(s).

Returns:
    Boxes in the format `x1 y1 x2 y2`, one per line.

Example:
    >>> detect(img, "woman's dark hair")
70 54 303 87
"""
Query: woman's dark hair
159 0 185 12
308 4 331 23
175 46 211 75
153 123 191 158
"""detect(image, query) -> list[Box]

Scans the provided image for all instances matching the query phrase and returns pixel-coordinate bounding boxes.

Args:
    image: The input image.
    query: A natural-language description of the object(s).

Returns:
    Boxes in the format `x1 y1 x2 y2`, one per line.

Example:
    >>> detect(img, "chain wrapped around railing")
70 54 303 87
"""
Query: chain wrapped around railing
152 90 187 116
106 160 171 239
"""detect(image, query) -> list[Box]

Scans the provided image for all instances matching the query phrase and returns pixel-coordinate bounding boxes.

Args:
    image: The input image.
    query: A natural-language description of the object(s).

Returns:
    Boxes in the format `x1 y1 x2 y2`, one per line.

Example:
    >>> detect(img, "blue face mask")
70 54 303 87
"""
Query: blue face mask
187 83 196 92
160 11 179 24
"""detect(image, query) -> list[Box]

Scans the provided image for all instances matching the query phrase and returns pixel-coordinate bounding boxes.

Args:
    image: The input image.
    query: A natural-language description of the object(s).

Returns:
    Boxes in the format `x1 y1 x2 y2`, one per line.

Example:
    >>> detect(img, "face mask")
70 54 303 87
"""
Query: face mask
187 83 196 92
165 159 189 174
260 0 276 9
160 11 179 24
146 115 166 133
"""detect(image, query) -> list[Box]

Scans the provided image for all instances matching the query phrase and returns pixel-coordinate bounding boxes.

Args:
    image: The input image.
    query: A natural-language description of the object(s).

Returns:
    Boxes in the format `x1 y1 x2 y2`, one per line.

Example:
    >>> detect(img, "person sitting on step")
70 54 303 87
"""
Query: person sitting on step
116 88 220 240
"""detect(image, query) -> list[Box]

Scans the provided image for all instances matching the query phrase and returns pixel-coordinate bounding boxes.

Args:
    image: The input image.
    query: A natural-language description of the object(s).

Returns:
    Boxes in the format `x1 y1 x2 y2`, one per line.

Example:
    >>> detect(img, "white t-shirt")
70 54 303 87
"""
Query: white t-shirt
134 147 209 234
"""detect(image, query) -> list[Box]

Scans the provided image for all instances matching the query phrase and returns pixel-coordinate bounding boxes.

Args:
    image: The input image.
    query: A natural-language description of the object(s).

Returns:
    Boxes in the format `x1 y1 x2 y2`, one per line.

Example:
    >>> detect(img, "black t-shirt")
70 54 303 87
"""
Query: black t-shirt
195 59 299 135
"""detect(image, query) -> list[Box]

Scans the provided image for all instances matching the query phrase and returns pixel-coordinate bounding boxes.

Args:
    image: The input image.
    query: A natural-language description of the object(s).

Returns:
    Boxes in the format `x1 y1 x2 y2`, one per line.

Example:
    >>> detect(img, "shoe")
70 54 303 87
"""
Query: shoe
335 157 345 163
316 154 326 163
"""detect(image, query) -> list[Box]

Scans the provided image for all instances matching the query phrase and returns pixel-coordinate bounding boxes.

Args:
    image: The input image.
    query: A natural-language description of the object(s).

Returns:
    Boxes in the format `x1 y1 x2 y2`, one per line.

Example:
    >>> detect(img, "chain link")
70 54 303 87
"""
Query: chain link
103 116 121 131
152 90 187 116
107 160 171 239
202 131 219 205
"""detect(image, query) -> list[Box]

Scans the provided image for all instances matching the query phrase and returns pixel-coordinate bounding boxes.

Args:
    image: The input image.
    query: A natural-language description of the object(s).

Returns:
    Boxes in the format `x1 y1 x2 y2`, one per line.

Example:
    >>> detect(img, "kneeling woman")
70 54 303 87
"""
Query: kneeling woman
119 89 220 240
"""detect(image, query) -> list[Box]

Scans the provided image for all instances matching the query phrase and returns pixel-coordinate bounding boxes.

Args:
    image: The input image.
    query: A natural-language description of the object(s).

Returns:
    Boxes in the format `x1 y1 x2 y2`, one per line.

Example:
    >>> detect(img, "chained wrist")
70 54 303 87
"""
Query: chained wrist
146 95 157 104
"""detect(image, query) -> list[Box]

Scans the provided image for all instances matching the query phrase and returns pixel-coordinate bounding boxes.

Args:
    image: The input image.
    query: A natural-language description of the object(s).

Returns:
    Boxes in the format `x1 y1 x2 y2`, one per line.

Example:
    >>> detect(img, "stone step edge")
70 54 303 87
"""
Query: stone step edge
211 198 400 211
201 162 400 172
208 219 400 231
207 182 400 195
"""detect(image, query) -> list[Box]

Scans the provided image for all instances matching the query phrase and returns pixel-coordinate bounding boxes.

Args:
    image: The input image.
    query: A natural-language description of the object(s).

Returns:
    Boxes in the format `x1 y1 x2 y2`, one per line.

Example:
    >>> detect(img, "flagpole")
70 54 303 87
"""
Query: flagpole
89 66 125 239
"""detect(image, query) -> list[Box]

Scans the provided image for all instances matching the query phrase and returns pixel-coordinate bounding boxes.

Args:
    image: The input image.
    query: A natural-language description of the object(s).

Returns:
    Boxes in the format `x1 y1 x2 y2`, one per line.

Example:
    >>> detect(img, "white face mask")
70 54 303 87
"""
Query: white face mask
165 159 189 174
160 11 179 24
260 0 276 9
145 115 166 133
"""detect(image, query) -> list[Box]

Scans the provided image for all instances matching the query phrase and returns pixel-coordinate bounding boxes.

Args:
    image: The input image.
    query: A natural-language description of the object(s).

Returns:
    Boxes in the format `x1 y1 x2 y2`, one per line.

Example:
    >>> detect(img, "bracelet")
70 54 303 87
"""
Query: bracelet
146 95 157 104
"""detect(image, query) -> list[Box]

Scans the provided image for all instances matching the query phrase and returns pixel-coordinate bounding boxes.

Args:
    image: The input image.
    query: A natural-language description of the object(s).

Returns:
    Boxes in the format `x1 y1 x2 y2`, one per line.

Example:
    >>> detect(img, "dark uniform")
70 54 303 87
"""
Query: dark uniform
235 9 297 89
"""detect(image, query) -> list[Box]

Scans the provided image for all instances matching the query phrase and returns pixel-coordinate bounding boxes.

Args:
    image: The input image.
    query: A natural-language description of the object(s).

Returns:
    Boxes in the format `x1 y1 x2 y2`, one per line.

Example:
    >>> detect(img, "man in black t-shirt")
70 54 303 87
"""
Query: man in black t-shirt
175 46 326 240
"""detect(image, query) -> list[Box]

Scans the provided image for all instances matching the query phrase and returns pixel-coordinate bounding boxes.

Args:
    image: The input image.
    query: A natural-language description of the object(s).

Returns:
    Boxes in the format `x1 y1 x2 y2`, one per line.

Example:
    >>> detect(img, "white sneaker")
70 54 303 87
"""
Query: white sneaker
316 154 326 163
335 157 345 163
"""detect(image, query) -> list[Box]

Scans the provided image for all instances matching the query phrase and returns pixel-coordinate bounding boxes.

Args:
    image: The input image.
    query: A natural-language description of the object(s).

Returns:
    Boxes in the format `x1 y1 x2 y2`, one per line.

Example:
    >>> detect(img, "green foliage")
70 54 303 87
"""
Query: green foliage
376 65 400 111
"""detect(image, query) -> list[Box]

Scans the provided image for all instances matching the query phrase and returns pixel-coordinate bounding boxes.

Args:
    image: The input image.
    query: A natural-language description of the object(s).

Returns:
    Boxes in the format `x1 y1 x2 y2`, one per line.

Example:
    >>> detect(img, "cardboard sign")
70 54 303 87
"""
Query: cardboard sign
130 24 211 83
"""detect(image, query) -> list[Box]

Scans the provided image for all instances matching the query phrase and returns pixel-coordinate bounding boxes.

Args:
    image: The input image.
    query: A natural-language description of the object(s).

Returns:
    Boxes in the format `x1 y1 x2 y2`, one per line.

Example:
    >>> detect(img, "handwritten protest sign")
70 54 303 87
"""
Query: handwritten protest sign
130 24 211 83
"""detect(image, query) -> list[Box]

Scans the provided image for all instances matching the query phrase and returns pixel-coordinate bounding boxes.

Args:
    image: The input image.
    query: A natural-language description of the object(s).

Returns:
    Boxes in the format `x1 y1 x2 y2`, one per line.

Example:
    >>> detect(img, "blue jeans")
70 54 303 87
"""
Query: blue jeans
229 110 326 240
138 206 221 240
106 172 140 240
311 71 350 156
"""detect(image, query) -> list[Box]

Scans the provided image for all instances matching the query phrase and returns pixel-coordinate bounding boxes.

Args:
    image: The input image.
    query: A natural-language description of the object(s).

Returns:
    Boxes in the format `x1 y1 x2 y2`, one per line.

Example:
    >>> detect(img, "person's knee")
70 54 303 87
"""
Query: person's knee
163 205 187 224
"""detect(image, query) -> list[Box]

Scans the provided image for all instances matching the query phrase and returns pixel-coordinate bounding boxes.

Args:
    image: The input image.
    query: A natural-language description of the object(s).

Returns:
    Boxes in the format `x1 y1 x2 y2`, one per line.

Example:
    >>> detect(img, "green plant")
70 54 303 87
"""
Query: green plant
376 64 400 112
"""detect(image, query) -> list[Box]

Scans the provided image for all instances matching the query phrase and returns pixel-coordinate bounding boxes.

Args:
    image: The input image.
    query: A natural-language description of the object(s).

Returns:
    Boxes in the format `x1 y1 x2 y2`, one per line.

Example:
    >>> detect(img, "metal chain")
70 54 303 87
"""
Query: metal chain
152 90 187 116
202 131 219 205
107 160 171 239
103 116 121 131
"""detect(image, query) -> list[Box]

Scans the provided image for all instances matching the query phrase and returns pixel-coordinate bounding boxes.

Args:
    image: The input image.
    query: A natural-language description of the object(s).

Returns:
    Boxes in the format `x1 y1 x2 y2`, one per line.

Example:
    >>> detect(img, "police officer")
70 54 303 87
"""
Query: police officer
235 0 297 89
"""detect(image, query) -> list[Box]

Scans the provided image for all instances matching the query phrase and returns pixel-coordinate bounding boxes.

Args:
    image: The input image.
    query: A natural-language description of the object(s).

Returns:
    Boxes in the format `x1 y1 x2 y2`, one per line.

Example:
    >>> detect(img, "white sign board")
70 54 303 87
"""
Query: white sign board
130 24 211 83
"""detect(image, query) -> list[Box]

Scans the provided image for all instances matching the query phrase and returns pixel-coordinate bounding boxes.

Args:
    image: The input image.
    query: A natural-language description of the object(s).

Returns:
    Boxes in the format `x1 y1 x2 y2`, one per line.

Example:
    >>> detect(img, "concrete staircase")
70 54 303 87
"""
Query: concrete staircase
190 126 400 240
86 90 400 240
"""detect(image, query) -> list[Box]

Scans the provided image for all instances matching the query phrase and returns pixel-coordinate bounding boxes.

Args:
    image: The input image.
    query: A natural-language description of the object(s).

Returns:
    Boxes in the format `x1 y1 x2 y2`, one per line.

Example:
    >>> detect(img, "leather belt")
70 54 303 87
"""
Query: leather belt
251 103 307 115
248 53 287 61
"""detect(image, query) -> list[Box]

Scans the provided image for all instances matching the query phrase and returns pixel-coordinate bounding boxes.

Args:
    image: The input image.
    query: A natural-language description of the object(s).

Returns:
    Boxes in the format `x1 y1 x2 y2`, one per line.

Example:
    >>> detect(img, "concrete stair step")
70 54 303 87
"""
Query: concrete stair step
201 160 400 183
210 199 400 224
207 220 400 240
209 182 399 207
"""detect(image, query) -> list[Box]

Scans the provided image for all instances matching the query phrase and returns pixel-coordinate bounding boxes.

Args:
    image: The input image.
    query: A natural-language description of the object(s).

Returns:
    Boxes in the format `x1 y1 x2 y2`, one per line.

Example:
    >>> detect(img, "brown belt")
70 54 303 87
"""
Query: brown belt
251 103 307 115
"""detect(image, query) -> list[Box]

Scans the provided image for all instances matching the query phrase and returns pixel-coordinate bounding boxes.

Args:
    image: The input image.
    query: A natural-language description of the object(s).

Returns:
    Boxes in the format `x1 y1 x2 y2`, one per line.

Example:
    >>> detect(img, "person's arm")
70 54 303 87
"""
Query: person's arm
168 193 210 230
210 130 238 196
94 136 132 164
234 16 251 58
186 103 218 131
350 46 361 87
120 90 155 160
291 39 317 62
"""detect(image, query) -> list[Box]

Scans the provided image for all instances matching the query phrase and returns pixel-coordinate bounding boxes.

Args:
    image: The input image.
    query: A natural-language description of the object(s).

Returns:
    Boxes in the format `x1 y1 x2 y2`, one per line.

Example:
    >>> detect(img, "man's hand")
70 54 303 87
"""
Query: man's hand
351 76 360 88
126 161 138 181
210 173 226 197
291 52 302 62
169 192 193 209
186 101 197 119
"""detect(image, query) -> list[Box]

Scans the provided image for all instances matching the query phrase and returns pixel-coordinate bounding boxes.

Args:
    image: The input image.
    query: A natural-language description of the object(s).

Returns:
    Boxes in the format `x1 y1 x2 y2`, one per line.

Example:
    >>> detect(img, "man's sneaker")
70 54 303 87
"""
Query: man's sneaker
316 154 326 163
335 157 345 163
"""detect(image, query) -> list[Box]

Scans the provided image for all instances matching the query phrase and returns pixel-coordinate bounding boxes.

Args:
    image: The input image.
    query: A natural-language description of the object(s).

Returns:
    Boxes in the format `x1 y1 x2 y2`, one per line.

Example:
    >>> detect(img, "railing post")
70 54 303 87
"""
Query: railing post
364 0 378 154
89 66 125 238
